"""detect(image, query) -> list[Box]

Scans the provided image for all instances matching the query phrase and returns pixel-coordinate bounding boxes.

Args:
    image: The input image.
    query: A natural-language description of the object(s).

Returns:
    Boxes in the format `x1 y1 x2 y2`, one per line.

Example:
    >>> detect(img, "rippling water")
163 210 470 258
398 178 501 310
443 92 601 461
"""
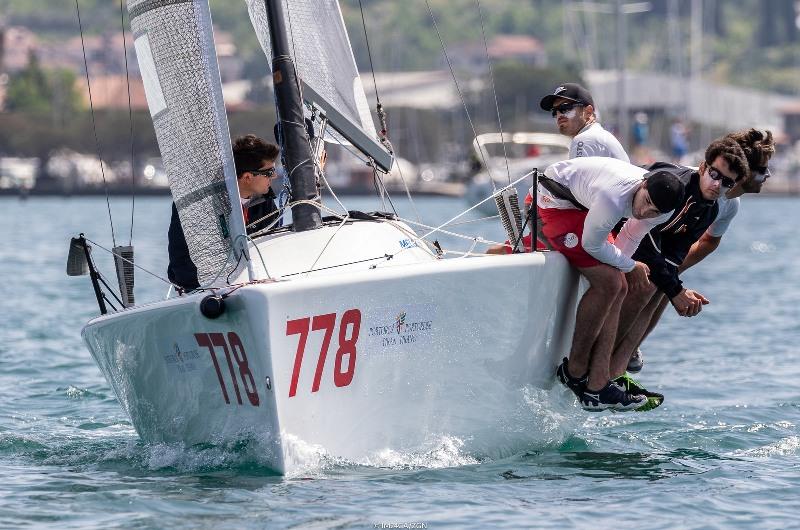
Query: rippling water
1 195 799 528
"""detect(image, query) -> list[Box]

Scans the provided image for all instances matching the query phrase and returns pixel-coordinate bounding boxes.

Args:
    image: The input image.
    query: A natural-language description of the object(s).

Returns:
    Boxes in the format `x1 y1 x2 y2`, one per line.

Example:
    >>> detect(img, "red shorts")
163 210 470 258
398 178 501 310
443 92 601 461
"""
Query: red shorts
537 206 613 268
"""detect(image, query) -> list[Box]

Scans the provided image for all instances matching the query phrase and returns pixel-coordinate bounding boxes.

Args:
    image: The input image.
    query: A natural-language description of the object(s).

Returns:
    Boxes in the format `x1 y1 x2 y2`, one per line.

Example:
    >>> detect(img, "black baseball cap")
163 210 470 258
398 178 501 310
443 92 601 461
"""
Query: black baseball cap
644 170 685 213
539 83 594 111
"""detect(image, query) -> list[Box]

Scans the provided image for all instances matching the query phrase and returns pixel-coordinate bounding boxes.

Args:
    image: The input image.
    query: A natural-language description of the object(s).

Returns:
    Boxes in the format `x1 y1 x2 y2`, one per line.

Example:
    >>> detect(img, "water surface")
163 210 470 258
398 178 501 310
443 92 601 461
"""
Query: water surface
1 195 799 528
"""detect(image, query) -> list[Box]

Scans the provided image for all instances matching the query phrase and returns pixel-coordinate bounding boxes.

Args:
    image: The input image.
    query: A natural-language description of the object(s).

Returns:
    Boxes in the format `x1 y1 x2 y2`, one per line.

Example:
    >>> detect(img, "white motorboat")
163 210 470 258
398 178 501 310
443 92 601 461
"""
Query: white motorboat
73 0 581 474
464 132 571 216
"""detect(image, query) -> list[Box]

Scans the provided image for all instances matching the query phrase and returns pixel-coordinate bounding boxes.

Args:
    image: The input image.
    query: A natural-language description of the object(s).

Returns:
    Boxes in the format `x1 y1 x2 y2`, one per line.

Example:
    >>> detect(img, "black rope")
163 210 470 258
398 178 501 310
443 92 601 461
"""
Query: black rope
371 165 398 217
96 270 124 307
358 0 381 108
281 253 394 278
475 0 511 188
75 0 117 248
424 0 493 180
119 0 137 245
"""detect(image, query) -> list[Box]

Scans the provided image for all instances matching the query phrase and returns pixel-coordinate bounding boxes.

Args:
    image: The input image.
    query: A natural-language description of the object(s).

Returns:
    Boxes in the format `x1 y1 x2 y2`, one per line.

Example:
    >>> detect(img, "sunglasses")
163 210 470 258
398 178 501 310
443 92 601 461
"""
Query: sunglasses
247 167 277 178
550 102 582 117
753 166 771 183
706 165 738 189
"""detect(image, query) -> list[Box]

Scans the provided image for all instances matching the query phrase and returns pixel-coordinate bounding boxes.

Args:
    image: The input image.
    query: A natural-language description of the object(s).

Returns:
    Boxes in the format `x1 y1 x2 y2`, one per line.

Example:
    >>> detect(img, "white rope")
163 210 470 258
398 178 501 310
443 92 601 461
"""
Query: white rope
393 217 505 246
243 234 271 279
391 156 422 223
305 215 350 277
419 170 533 240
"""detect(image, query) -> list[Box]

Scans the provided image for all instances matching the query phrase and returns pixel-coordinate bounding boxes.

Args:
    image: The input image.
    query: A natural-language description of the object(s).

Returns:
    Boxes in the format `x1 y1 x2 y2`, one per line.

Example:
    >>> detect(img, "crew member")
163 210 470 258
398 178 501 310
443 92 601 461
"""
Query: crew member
540 157 684 411
539 82 629 162
622 129 775 375
167 134 281 292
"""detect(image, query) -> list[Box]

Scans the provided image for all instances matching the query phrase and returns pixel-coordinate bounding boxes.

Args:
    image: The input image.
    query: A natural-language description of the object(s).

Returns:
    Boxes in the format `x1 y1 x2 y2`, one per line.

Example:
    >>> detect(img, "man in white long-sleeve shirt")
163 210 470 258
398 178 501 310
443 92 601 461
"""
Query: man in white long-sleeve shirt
540 83 629 162
489 83 629 254
539 157 684 411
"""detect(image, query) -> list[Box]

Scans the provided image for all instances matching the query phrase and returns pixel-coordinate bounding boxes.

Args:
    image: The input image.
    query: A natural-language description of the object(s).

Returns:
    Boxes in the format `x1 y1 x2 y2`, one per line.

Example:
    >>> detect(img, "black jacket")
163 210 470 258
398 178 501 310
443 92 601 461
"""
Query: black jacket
167 189 279 291
632 162 719 299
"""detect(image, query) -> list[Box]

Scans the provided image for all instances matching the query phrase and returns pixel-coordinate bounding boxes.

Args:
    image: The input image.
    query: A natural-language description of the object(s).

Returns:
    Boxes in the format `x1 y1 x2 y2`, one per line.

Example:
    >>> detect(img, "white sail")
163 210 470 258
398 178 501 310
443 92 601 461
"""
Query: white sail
129 0 249 286
246 0 393 170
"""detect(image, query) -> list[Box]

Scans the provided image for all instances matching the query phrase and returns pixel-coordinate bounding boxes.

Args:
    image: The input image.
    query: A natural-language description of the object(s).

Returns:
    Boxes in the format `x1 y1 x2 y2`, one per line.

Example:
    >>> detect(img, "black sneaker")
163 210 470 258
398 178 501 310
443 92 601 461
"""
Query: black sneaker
555 357 586 398
627 348 644 374
579 381 647 412
613 373 664 411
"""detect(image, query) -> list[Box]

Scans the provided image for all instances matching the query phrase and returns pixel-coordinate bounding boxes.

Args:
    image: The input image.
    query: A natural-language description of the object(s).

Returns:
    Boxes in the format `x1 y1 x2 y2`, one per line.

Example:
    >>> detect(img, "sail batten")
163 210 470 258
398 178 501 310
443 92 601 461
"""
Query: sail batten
128 0 250 286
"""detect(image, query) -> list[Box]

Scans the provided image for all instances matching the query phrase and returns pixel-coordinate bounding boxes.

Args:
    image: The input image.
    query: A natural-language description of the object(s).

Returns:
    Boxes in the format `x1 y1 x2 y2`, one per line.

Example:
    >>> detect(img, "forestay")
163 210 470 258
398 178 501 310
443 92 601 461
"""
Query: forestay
246 0 392 171
128 0 247 286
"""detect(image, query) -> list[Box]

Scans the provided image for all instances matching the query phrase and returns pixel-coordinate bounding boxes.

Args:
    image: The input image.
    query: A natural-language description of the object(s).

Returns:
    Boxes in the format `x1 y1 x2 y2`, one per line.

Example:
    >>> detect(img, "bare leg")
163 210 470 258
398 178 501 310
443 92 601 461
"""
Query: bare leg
610 287 661 379
585 277 628 390
615 282 656 346
641 293 669 344
567 264 626 389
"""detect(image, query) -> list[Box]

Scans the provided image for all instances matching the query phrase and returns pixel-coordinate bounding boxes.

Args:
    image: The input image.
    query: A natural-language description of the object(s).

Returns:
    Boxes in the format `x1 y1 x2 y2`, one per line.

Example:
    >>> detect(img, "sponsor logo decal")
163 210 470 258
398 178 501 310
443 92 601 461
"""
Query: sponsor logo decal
163 339 200 373
563 232 579 248
366 305 435 349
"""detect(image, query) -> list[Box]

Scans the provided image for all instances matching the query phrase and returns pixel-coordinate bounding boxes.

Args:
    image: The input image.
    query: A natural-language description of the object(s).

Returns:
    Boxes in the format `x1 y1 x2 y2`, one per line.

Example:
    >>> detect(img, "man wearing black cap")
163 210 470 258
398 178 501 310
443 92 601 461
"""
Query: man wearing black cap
605 138 750 405
540 157 685 411
540 83 629 162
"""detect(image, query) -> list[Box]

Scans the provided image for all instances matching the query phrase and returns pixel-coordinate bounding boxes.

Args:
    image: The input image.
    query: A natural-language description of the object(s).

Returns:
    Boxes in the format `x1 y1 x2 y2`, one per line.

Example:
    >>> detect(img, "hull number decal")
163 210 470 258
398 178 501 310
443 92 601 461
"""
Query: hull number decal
286 309 361 397
195 332 260 406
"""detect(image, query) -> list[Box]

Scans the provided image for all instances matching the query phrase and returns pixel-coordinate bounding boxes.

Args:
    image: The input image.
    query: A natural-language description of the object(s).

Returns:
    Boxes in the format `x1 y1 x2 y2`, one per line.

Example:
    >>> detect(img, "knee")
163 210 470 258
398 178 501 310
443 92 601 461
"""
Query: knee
616 275 629 298
627 284 655 305
595 271 626 298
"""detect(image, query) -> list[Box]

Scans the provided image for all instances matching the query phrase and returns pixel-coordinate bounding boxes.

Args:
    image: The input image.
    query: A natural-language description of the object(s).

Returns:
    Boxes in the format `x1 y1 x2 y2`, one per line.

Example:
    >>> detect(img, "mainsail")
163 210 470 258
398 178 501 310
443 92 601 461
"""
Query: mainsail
129 0 248 286
246 0 393 171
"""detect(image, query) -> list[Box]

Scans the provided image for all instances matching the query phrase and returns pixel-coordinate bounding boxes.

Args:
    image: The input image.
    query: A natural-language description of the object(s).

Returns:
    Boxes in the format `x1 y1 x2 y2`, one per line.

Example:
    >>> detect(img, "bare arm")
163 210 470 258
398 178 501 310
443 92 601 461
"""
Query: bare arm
678 232 721 273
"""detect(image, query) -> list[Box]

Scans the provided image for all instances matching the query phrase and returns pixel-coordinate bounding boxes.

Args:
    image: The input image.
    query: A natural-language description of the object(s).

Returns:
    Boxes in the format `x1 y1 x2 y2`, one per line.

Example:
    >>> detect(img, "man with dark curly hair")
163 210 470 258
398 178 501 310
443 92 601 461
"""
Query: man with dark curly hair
167 134 281 292
600 136 754 408
622 129 776 377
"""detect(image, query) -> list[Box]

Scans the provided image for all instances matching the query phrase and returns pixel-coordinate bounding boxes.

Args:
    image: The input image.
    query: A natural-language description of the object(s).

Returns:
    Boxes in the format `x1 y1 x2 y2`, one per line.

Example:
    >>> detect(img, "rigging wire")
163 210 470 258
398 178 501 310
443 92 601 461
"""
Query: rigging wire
475 0 511 188
424 0 495 183
357 0 421 223
419 170 533 240
75 0 117 248
84 237 173 286
358 0 382 110
119 0 137 245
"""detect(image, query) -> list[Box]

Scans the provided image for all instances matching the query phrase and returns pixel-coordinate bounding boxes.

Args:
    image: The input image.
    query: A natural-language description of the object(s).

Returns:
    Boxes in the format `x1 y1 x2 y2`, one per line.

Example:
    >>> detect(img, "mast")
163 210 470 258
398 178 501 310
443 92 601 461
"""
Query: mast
263 0 321 232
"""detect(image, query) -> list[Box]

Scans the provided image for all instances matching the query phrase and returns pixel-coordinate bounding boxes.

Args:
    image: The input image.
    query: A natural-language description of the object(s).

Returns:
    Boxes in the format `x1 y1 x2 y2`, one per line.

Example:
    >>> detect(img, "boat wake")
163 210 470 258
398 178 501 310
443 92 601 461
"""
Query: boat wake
280 385 584 476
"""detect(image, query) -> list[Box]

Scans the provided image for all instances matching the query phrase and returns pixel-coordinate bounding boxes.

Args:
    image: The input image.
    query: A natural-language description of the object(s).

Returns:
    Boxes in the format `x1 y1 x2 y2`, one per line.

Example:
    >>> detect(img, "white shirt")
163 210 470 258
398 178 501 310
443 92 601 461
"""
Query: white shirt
707 193 739 237
538 157 673 272
570 122 630 163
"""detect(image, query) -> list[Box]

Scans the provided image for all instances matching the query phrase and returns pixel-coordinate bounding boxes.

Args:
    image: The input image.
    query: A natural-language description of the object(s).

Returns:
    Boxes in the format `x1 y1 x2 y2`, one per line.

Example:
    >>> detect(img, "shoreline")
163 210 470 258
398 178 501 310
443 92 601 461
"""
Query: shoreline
0 183 468 198
1 182 798 198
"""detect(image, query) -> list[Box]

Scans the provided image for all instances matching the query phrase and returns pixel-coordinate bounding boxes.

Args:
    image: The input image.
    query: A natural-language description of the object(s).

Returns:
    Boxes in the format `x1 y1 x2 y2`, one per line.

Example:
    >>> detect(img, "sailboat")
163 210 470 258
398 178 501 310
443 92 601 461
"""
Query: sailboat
74 0 581 474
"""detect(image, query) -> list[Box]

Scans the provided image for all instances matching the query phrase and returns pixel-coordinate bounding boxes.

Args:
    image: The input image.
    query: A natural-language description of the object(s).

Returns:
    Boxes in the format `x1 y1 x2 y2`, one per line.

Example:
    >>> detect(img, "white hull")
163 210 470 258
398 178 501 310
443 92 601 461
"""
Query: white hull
82 221 580 474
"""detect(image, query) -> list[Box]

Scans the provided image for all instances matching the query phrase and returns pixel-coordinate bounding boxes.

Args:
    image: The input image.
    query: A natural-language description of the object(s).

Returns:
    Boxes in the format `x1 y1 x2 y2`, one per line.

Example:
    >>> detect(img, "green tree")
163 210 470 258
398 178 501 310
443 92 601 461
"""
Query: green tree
5 51 50 113
5 51 83 118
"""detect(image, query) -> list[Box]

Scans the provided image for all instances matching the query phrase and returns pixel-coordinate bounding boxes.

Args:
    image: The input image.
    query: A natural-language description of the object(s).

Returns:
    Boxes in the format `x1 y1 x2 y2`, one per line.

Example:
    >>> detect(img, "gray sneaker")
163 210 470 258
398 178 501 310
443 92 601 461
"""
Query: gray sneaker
627 348 644 374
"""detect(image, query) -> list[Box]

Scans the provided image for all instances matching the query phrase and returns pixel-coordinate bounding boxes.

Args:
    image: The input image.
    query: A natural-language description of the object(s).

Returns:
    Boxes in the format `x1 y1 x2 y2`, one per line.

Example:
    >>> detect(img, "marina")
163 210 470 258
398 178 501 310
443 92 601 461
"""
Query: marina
2 0 800 526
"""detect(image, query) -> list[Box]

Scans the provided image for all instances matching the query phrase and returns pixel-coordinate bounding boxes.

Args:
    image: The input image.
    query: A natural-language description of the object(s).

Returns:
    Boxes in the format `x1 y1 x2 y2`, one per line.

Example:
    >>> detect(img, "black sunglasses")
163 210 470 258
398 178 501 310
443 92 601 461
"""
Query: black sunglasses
550 102 582 117
707 165 738 189
753 166 771 183
246 167 277 178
